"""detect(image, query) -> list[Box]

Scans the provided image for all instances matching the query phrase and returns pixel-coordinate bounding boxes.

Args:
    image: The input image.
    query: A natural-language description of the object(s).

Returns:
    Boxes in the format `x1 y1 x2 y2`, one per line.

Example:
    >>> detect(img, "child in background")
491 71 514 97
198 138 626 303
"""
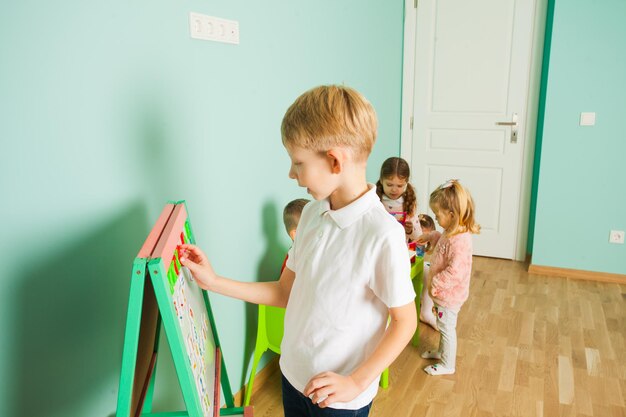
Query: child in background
375 157 422 242
283 198 310 241
414 213 435 257
415 179 480 376
243 197 310 406
417 214 435 248
416 213 438 330
180 85 417 417
281 198 310 270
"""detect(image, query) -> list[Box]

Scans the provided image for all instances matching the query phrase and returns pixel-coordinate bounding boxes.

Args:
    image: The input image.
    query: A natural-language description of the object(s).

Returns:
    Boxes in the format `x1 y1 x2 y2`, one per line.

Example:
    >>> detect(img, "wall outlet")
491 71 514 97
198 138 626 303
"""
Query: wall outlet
189 12 239 44
609 230 625 244
580 112 596 126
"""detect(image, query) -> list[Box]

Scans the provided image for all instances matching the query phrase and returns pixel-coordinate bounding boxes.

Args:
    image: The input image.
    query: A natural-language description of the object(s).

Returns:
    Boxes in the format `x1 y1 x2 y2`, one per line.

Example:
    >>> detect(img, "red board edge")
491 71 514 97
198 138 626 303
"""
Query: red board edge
151 203 188 263
137 204 175 258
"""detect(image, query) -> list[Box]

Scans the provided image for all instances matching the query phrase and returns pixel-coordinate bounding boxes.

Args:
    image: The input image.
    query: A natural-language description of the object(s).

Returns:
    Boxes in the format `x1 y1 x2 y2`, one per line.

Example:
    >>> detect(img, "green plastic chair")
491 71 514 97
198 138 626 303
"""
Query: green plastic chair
380 256 423 388
244 304 285 406
411 256 424 347
380 364 390 389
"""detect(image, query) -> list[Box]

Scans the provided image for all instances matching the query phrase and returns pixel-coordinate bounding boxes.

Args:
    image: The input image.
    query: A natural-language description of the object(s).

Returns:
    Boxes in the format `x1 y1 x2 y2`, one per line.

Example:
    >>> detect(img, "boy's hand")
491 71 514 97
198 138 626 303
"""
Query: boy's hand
303 371 362 408
403 222 414 235
178 244 217 290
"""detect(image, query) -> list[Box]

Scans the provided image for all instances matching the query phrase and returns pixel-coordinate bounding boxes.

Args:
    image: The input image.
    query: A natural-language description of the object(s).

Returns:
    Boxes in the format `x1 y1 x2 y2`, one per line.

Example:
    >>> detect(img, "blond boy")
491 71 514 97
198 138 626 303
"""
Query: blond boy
180 85 416 417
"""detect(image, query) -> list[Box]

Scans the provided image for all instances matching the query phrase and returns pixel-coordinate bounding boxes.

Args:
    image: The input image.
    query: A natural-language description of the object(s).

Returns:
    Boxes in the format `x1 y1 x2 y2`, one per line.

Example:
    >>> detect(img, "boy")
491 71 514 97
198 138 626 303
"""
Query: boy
180 85 417 416
283 198 310 242
418 213 435 237
280 198 310 272
243 198 310 406
415 213 436 256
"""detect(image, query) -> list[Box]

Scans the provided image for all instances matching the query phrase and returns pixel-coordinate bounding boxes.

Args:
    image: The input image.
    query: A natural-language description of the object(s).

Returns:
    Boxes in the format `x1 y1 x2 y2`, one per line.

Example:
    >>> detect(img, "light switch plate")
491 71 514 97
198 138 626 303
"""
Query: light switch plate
579 112 596 126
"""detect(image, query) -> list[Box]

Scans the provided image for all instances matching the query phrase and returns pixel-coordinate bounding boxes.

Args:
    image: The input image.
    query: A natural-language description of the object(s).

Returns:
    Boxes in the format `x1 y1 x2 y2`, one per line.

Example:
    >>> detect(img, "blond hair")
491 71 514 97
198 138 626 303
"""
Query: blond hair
430 180 481 236
281 85 378 161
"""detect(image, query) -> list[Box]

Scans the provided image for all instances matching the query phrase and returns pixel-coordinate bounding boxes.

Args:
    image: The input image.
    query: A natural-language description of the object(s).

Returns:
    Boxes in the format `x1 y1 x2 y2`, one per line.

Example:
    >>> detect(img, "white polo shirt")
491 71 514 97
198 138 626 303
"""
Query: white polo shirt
280 184 416 410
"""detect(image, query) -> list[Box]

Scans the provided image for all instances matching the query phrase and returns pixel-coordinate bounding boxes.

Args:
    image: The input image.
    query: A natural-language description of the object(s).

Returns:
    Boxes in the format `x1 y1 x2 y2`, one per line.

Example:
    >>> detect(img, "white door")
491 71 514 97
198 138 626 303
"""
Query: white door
402 0 539 259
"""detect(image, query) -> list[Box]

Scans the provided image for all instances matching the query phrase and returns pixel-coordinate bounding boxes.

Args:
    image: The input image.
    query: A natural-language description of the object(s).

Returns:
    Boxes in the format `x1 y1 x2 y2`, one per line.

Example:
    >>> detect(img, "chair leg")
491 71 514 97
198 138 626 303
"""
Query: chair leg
412 267 423 347
379 368 389 389
243 350 264 406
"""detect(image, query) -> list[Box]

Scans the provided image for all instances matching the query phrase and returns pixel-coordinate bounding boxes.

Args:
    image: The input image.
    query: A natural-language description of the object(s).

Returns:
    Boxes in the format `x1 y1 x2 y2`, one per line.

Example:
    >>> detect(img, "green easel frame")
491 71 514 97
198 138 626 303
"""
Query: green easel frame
116 201 252 417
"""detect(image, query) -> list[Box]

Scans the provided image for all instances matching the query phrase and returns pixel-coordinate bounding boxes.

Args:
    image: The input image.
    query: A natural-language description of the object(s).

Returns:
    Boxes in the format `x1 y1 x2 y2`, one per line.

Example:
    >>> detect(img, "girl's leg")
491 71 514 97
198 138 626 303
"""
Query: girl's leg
424 305 458 375
419 263 438 330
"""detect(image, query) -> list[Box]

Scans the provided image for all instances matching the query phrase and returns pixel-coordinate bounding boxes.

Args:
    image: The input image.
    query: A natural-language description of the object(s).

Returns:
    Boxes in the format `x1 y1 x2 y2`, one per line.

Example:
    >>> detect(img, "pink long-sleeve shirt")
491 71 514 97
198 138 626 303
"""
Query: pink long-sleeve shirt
427 231 473 310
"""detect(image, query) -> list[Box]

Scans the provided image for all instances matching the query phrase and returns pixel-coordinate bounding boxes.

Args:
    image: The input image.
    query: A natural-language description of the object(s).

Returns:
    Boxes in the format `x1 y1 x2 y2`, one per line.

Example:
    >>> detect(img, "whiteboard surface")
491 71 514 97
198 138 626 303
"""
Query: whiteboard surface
172 266 216 417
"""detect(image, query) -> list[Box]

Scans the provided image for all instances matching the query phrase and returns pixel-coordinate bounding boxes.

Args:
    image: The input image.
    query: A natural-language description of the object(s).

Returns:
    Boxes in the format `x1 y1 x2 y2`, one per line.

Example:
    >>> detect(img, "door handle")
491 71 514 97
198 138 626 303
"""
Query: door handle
496 113 518 143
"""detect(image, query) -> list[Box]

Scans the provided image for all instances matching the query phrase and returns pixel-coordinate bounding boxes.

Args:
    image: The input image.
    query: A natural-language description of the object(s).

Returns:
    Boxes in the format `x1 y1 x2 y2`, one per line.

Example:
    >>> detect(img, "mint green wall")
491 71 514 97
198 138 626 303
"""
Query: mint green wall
0 2 404 416
531 0 626 274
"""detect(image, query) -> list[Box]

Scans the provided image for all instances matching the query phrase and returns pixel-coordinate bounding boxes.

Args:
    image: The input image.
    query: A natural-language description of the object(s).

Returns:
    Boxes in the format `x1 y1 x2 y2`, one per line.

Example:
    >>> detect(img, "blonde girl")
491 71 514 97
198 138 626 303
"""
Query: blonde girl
375 157 422 241
415 179 480 375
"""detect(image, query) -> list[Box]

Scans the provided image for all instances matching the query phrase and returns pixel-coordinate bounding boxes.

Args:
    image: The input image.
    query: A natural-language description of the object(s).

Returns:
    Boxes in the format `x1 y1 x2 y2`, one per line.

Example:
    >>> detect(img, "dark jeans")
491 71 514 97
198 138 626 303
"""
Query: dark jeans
281 374 372 417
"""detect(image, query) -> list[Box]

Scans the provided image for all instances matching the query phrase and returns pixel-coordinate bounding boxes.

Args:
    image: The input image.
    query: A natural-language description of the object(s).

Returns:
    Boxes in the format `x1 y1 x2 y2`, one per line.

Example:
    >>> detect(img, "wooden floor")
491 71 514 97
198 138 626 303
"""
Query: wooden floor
246 257 626 417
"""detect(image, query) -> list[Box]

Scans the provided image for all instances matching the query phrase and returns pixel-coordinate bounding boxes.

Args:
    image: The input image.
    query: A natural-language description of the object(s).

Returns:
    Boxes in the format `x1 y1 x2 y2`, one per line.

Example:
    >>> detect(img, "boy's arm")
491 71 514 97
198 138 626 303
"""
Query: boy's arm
179 244 295 307
304 300 416 407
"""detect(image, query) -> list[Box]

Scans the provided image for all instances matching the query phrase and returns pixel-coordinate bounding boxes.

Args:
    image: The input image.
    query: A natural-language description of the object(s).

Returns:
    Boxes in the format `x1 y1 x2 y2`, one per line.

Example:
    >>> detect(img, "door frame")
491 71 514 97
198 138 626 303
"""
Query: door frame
400 0 548 261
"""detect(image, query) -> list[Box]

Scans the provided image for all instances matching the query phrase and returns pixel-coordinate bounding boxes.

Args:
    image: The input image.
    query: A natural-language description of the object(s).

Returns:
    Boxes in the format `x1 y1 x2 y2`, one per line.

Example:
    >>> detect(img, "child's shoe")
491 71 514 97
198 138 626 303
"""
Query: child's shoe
424 363 455 376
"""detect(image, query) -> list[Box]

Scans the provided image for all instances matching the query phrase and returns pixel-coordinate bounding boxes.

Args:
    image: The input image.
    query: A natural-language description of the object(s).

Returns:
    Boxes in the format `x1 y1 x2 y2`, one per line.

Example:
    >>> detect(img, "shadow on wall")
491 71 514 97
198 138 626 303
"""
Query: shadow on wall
240 200 288 388
8 202 151 417
135 95 179 199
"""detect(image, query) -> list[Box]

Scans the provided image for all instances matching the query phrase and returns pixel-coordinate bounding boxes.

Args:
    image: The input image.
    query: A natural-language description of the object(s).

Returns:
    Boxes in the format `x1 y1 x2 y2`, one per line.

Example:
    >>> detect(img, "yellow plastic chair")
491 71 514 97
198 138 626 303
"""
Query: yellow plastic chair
244 304 285 406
